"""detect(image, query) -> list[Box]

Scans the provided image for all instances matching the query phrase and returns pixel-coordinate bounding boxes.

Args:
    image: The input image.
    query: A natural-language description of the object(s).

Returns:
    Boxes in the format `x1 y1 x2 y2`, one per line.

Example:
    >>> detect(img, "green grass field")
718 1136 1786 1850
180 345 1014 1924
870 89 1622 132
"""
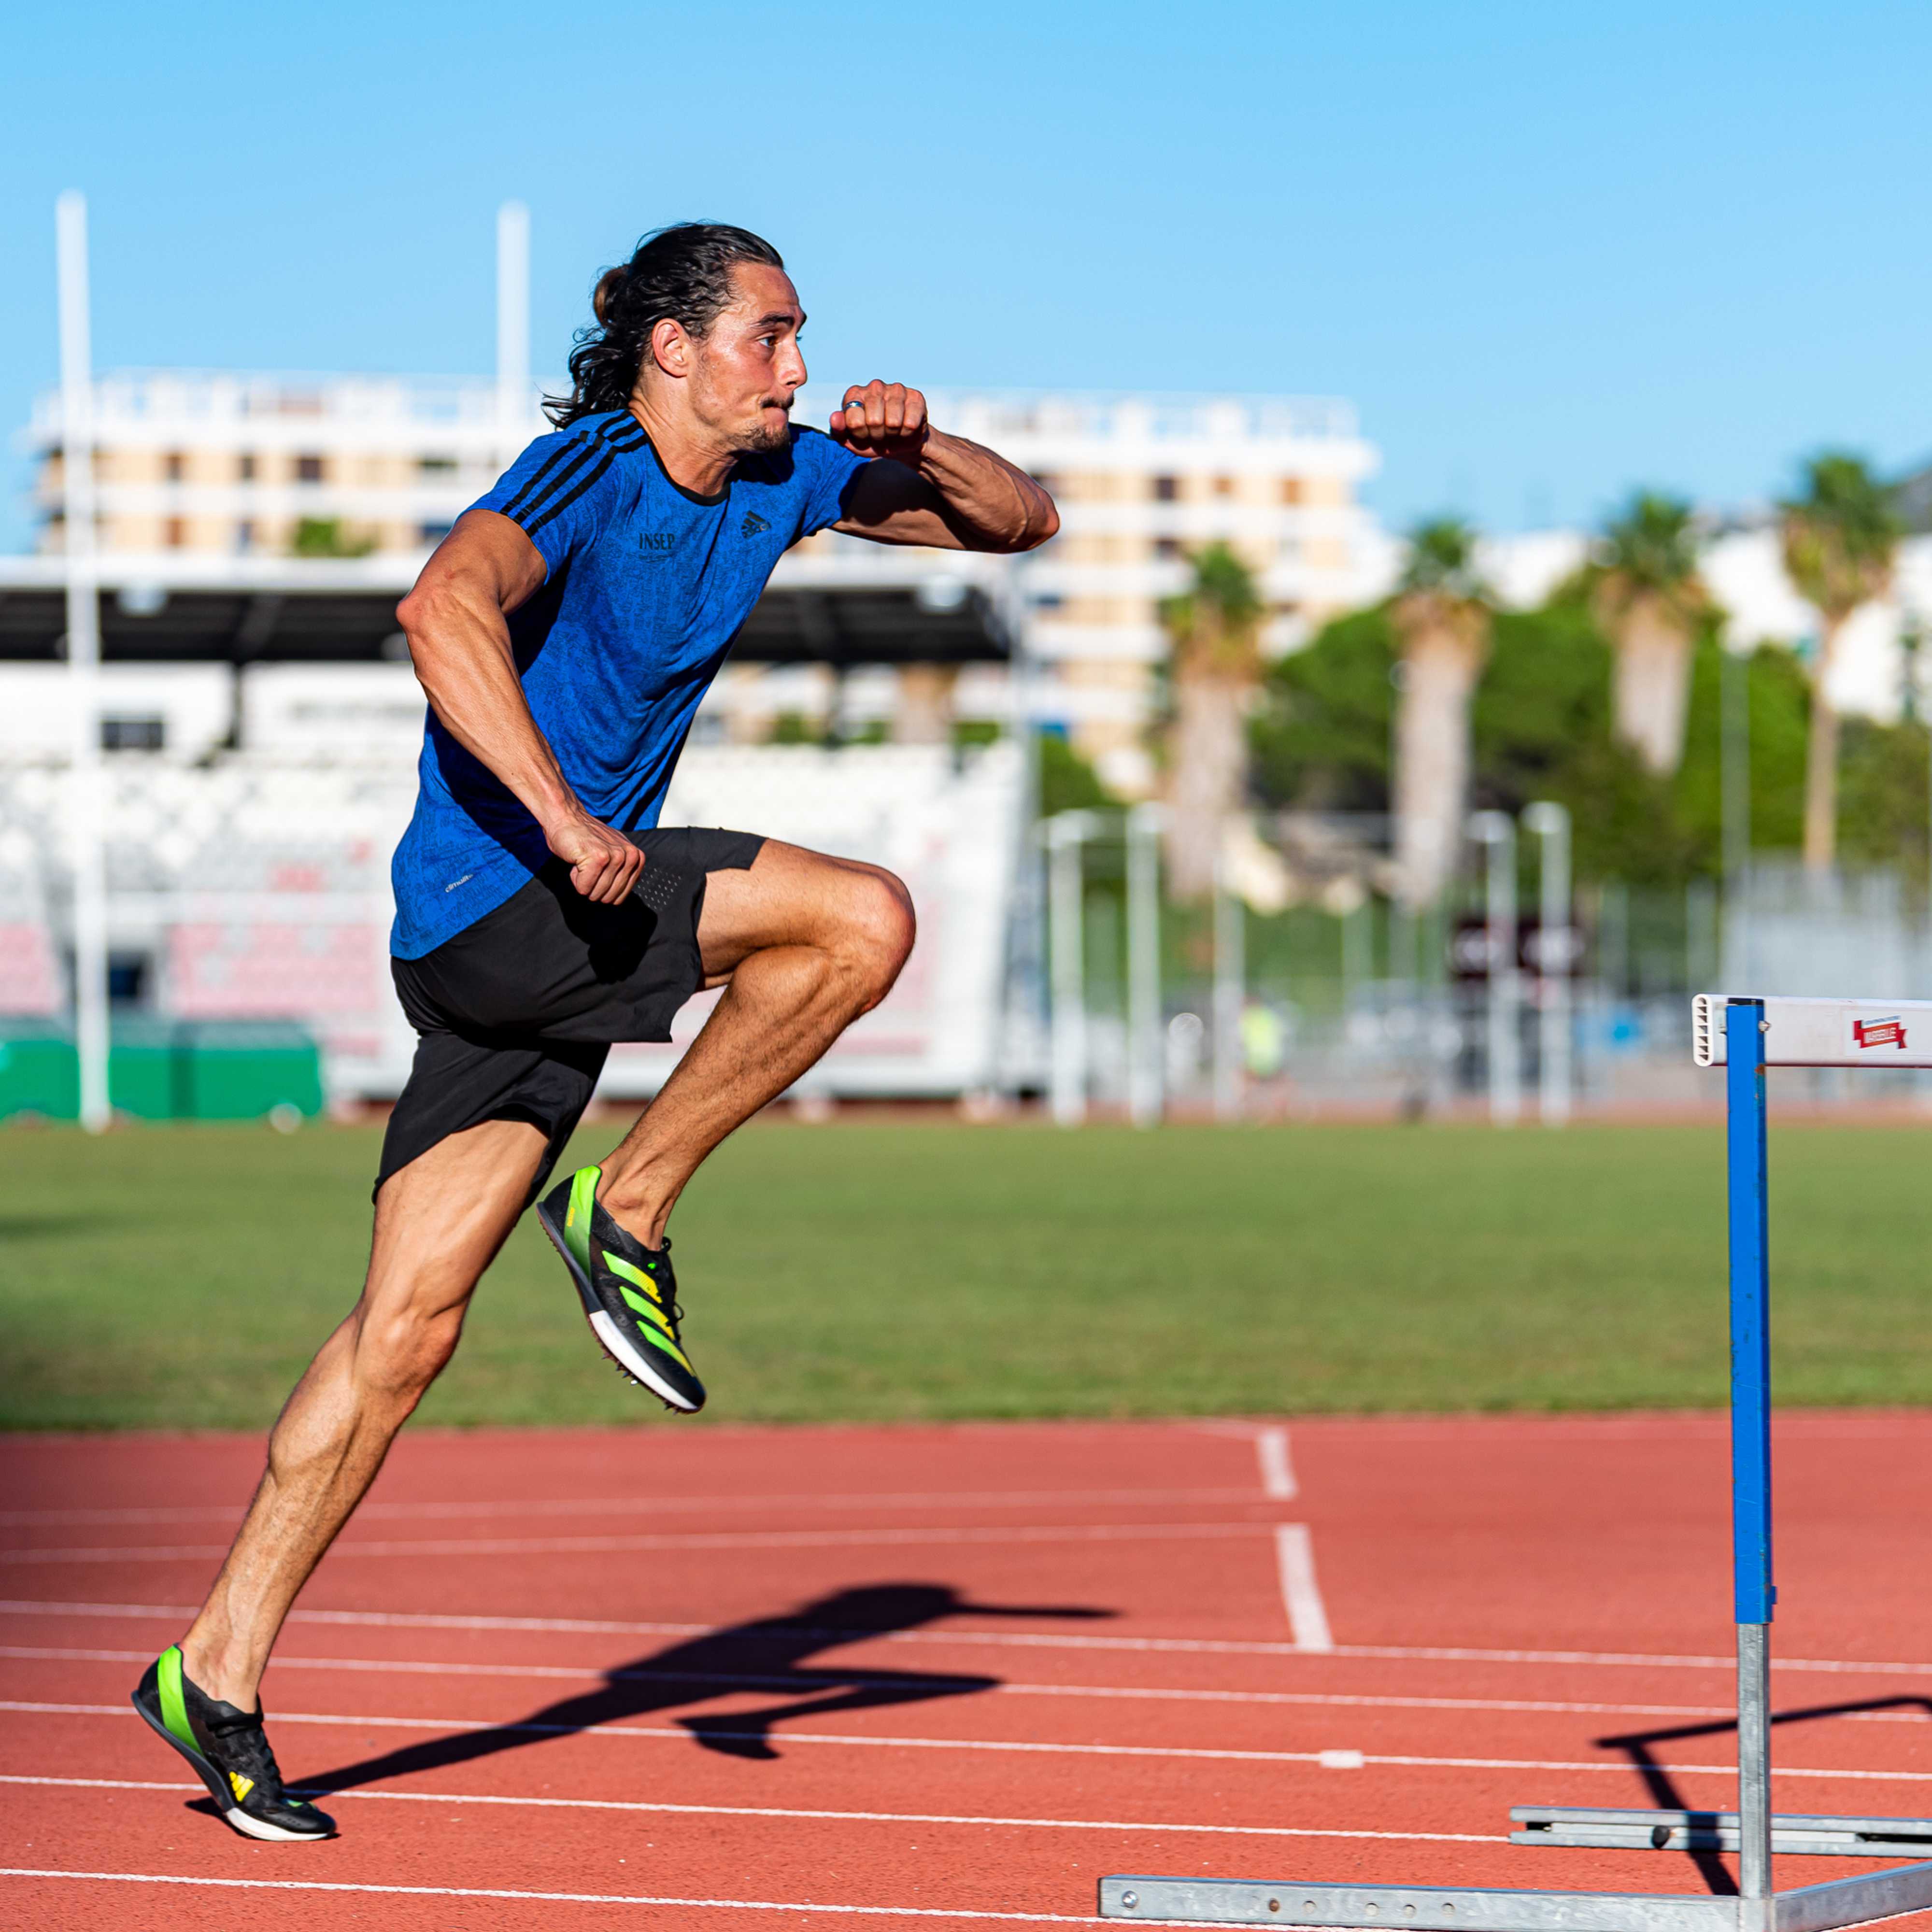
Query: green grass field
3 1118 1930 1430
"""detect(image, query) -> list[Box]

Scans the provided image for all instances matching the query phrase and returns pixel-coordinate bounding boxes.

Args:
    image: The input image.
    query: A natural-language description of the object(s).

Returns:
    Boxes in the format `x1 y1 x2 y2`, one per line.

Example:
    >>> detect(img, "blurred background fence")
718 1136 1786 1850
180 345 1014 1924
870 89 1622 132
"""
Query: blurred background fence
1036 807 1932 1122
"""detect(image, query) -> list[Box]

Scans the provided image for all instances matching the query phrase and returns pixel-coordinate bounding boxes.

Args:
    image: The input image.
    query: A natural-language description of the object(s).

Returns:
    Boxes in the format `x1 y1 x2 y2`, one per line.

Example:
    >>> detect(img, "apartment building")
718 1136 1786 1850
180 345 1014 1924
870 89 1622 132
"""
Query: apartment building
23 373 1383 789
938 392 1381 786
28 370 512 559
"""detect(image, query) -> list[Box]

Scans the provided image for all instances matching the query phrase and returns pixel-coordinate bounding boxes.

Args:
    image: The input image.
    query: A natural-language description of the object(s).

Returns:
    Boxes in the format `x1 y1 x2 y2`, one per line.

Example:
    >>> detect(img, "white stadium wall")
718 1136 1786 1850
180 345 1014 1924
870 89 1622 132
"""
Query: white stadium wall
0 715 1023 1105
601 743 1023 1102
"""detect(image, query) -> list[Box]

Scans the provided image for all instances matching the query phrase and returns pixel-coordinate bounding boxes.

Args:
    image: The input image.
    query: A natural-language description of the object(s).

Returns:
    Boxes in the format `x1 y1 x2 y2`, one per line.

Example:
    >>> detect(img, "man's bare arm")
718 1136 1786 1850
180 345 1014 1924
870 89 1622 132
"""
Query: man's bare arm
395 509 644 904
829 382 1059 553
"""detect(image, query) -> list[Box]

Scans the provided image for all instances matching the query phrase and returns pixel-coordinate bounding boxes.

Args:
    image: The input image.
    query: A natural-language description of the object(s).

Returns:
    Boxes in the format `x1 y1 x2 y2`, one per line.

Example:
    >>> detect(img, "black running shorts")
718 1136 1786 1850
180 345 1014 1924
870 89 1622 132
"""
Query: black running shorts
375 827 765 1202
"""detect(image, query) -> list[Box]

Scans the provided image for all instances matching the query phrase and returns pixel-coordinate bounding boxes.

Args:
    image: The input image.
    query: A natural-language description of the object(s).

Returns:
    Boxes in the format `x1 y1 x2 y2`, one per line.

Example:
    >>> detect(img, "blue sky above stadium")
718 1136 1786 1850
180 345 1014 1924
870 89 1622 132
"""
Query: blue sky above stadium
4 0 1928 551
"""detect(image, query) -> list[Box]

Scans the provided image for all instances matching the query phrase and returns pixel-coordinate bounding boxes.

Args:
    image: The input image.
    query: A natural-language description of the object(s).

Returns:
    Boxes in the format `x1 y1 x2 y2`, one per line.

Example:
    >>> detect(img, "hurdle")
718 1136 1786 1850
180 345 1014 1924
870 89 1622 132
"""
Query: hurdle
1101 995 1932 1931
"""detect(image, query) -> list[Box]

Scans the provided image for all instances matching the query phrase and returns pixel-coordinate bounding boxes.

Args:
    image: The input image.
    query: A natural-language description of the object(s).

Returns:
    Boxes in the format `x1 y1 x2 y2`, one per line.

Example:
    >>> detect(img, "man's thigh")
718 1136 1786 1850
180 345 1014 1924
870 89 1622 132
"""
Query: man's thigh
696 839 912 985
363 1117 549 1324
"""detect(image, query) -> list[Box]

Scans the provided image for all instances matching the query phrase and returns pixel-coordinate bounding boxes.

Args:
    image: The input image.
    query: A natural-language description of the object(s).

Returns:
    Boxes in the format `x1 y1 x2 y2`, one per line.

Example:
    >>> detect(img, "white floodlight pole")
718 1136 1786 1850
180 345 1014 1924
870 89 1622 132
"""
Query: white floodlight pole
1523 801 1572 1127
496 200 530 458
1045 810 1094 1126
1126 804 1165 1129
1000 610 1049 1104
57 192 111 1134
1211 832 1244 1122
1470 810 1520 1126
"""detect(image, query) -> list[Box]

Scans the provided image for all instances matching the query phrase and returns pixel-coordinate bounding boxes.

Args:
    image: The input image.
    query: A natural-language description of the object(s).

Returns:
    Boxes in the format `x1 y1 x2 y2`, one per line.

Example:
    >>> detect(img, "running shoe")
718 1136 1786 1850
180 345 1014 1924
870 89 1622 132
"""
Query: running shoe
535 1164 706 1412
131 1646 337 1842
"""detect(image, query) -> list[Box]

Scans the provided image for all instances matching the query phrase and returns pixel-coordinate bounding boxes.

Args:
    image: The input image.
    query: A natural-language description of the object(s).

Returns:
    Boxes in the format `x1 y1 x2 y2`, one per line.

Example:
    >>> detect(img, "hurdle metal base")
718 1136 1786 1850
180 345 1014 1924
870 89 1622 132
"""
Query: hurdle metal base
1099 1876 1731 1929
1512 1808 1932 1859
1097 1863 1932 1931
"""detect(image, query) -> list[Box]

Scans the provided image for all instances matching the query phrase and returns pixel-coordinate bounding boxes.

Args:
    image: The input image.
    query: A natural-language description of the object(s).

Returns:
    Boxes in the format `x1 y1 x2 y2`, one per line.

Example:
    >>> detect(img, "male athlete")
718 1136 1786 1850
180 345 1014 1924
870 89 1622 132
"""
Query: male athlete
131 222 1058 1841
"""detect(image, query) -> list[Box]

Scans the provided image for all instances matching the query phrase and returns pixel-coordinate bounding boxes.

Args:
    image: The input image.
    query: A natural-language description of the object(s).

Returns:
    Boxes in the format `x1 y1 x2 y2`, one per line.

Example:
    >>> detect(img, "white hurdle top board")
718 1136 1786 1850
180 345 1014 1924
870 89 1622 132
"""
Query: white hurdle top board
1692 994 1932 1069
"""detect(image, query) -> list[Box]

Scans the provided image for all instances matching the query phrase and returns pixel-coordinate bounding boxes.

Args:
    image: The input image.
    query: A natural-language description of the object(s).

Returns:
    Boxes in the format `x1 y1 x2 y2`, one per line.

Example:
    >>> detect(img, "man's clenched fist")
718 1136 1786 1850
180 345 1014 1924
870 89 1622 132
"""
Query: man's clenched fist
831 382 930 469
546 810 644 905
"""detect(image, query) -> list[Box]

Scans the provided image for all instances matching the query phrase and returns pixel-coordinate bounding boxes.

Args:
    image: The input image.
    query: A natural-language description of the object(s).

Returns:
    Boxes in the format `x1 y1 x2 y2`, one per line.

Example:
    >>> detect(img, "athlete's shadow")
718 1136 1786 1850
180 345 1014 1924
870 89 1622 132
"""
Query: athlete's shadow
1593 1695 1932 1896
300 1581 1112 1794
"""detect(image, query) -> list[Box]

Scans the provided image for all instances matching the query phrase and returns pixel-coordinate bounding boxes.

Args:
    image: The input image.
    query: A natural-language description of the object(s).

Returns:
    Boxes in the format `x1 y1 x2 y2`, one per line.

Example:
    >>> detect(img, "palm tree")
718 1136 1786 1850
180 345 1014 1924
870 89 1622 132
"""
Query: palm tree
1587 491 1710 776
1391 518 1491 909
1781 454 1901 873
1160 542 1264 900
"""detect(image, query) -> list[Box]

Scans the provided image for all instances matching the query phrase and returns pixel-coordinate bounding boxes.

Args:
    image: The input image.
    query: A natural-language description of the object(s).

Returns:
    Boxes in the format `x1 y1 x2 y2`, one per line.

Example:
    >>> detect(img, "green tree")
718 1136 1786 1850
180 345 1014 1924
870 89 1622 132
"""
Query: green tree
1577 491 1712 776
1672 641 1810 863
1840 715 1932 887
1259 597 1930 892
289 517 377 559
1038 731 1117 817
1390 518 1491 907
1159 542 1264 898
1250 607 1395 813
1471 603 1689 884
1780 454 1901 872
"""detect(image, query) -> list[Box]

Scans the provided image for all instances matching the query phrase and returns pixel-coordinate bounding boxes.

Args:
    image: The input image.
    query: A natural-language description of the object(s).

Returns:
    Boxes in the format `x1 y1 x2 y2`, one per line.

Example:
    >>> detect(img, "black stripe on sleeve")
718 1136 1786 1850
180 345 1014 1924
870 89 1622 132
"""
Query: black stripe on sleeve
501 437 601 526
498 414 642 528
520 449 616 537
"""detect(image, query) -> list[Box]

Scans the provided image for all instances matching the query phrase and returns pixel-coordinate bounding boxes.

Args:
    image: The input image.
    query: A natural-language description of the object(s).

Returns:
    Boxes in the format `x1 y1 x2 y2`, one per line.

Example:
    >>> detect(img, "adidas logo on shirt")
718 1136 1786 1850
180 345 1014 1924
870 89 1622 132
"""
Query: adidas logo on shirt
740 510 771 538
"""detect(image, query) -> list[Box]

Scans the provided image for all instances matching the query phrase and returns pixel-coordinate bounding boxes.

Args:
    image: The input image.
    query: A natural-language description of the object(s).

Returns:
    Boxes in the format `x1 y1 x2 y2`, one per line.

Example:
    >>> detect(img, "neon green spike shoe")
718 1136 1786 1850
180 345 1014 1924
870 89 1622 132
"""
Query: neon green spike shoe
131 1647 336 1841
535 1165 706 1412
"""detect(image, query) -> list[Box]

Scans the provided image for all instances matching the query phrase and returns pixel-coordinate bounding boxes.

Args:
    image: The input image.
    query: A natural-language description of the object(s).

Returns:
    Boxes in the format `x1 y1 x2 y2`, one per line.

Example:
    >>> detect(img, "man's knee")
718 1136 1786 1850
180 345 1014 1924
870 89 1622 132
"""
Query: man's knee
835 867 916 1007
354 1298 464 1404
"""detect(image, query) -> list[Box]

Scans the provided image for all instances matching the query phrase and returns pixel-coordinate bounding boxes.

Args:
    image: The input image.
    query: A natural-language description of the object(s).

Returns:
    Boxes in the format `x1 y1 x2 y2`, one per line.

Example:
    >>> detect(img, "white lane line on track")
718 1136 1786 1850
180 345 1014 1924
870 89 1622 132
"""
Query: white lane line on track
0 1644 1805 1718
0 1869 1095 1921
1275 1525 1334 1652
0 1485 1265 1530
8 1600 1932 1676
0 1520 1281 1566
11 1701 1932 1778
1254 1427 1298 1500
0 1774 1497 1844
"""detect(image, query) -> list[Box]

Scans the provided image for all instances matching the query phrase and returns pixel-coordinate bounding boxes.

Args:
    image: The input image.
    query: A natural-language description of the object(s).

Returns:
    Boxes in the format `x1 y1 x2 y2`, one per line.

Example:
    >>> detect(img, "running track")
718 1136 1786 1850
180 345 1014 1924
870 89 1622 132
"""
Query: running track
6 1414 1932 1930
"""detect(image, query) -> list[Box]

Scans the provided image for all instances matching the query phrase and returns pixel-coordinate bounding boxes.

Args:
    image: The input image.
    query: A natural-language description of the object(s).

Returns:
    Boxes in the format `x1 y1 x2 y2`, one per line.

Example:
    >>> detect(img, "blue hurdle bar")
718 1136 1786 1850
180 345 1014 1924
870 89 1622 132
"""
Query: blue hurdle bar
1727 998 1774 1918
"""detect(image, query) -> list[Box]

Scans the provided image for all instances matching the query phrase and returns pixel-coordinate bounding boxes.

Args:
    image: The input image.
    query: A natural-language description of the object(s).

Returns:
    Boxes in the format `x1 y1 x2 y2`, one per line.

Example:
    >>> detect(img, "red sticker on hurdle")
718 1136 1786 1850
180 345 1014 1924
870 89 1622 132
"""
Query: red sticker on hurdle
1852 1015 1908 1051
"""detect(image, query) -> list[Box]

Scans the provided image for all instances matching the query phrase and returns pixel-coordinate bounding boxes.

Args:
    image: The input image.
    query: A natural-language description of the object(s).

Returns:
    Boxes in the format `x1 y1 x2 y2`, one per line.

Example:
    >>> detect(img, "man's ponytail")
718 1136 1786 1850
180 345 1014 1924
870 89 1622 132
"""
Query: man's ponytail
545 224 785 428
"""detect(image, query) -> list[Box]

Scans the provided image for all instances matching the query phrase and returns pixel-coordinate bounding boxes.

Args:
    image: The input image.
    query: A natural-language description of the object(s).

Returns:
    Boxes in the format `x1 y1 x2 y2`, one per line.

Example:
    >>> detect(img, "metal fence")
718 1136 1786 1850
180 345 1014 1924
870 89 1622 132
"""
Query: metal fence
1037 808 1932 1122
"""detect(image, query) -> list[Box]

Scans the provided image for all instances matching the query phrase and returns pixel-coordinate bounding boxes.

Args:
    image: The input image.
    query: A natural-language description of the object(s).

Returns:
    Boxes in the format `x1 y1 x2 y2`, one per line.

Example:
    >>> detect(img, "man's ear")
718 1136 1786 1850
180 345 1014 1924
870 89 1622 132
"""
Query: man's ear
650 317 691 379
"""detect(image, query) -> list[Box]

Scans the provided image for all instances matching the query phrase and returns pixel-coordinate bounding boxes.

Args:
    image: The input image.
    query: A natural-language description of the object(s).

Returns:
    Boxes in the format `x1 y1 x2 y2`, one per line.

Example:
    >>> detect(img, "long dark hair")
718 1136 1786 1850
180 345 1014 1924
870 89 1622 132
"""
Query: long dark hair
544 223 785 428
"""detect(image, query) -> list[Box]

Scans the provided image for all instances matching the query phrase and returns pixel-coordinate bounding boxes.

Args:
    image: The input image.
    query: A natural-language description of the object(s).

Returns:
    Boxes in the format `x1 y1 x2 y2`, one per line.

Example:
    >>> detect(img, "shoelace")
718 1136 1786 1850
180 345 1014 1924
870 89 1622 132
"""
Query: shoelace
657 1239 686 1335
205 1707 289 1802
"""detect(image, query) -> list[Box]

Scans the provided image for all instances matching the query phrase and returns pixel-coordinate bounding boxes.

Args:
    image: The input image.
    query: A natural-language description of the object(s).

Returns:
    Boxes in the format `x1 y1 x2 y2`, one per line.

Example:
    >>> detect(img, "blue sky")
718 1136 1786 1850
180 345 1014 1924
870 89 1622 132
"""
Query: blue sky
4 1 1928 551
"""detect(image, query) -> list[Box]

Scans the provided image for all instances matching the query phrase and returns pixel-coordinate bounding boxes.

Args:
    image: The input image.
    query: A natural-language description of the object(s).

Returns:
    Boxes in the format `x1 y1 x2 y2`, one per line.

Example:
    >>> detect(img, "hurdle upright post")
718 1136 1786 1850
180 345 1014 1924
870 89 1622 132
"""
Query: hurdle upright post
1726 998 1774 1923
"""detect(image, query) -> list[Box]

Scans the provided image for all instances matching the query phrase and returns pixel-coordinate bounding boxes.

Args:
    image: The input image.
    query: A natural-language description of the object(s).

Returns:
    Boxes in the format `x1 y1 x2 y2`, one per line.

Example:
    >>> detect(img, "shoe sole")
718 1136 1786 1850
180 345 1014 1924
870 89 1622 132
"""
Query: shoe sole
535 1199 700 1413
130 1692 332 1842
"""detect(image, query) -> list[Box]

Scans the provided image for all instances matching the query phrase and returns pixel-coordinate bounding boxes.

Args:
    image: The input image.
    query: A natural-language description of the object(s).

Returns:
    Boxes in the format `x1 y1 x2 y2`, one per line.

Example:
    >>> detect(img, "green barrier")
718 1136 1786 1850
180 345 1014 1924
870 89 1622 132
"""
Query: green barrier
105 1018 174 1121
0 1027 81 1120
173 1022 325 1121
0 1021 324 1122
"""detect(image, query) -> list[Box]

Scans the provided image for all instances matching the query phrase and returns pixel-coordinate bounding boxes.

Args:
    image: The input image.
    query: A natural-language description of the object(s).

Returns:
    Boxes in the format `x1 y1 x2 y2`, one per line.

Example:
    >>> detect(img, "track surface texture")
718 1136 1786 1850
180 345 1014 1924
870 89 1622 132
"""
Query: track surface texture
5 1414 1932 1929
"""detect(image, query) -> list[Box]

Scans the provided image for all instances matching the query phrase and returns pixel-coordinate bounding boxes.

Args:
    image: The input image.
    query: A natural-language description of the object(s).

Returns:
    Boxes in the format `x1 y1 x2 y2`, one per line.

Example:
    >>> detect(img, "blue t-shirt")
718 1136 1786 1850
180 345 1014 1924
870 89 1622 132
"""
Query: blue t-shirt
389 411 867 957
